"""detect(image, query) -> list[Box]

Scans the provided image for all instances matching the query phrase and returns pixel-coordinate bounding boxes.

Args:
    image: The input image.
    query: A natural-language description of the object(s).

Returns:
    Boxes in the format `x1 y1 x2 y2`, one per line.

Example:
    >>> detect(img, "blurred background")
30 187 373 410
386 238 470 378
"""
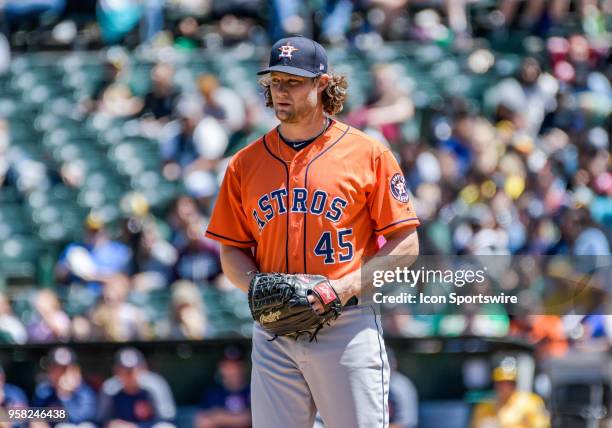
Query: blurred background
0 0 610 427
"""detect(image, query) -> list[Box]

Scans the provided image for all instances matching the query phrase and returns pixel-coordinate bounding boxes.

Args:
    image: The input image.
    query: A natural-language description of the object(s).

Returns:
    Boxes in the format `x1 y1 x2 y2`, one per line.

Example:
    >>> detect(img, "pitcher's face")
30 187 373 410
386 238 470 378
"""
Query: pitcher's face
269 72 320 124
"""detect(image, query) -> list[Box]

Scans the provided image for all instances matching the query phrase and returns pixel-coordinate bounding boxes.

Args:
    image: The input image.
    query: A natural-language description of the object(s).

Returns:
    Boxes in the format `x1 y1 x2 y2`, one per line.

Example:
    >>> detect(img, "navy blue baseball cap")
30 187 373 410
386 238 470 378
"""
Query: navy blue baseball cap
258 36 328 78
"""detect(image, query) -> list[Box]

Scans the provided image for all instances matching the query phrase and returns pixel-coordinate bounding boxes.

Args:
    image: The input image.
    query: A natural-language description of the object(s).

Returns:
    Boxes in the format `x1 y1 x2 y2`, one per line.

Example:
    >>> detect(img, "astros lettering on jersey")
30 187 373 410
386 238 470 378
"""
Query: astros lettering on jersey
205 120 420 280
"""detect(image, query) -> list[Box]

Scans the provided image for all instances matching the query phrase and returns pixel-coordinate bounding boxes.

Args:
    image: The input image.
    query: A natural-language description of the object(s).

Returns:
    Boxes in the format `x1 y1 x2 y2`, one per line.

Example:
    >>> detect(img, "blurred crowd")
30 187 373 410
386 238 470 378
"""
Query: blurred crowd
0 0 609 366
0 346 252 428
0 276 214 344
0 0 610 52
0 345 556 428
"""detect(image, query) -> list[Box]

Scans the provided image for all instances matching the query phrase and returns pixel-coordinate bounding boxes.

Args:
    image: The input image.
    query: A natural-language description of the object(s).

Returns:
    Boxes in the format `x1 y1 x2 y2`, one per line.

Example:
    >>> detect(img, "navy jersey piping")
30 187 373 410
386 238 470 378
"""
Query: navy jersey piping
262 135 290 273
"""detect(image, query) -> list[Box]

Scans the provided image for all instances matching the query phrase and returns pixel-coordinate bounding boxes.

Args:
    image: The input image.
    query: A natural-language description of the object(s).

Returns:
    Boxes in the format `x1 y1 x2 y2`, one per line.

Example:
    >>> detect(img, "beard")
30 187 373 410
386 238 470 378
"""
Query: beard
274 104 300 123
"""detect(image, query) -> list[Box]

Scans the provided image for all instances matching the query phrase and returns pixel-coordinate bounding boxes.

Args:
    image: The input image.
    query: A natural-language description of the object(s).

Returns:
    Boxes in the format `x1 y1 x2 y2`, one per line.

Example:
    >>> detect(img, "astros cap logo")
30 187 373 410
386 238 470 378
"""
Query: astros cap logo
278 43 299 60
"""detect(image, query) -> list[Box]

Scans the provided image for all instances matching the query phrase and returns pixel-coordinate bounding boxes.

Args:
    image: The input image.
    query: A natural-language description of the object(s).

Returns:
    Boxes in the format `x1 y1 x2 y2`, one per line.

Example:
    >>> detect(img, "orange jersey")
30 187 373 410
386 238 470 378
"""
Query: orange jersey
205 120 419 279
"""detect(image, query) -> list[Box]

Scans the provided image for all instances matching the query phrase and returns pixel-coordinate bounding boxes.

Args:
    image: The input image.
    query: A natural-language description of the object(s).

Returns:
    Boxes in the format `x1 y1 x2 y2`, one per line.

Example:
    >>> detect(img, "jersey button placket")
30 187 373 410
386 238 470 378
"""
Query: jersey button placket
289 164 305 271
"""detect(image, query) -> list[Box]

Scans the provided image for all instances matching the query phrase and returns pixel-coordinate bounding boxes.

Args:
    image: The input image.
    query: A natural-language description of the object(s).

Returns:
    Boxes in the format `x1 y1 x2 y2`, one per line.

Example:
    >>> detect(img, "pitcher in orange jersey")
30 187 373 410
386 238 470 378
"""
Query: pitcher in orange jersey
205 36 419 428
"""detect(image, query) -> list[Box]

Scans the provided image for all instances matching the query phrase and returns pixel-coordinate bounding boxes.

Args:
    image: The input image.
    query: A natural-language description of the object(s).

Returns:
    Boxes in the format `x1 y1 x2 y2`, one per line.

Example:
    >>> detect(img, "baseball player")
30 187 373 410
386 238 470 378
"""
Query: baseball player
205 36 420 428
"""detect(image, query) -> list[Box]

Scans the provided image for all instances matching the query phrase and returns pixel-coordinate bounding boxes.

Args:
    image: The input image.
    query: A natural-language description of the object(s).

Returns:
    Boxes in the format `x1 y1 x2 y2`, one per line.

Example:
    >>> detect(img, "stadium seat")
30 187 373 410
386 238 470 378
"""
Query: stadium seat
0 187 21 204
0 235 41 280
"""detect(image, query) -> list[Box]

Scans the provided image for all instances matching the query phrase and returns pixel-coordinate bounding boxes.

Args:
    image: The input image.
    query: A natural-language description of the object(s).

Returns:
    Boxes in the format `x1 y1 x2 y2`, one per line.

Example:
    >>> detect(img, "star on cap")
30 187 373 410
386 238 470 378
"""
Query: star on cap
278 43 299 60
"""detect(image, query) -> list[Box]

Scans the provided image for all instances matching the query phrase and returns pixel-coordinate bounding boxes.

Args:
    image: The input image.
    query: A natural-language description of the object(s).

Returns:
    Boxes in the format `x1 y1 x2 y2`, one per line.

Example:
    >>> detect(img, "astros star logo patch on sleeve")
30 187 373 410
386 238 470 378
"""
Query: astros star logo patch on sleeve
278 43 299 60
390 173 410 203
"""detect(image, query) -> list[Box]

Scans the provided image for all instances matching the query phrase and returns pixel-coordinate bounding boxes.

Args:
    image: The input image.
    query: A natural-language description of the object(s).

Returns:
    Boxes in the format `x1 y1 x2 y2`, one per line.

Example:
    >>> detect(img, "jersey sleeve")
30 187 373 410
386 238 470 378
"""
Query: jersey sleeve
367 150 420 236
205 156 256 247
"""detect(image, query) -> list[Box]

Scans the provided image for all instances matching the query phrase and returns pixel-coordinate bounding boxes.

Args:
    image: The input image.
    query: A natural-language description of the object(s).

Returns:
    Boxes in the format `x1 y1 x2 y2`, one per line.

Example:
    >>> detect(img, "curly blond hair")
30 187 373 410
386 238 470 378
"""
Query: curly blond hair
259 74 349 116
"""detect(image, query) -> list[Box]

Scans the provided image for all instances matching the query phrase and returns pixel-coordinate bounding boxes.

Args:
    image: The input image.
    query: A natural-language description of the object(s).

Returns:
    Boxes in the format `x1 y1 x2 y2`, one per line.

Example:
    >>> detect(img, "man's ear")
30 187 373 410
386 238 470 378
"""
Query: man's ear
317 74 330 93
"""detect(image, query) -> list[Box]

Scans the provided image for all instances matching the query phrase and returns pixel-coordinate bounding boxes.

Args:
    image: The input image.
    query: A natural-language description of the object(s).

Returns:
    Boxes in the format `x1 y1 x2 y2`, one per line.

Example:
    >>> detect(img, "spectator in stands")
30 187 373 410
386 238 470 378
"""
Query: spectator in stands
268 0 308 41
347 63 414 147
511 315 569 360
97 0 142 45
168 280 209 340
365 0 409 39
195 346 251 428
197 75 226 122
98 347 176 427
497 0 607 35
55 213 133 291
120 196 178 292
26 289 71 343
438 109 475 177
173 16 202 51
0 292 27 344
319 0 354 45
0 363 28 408
140 0 166 44
1 0 66 38
82 59 123 113
188 108 229 168
160 99 228 209
90 274 151 341
470 358 550 428
130 219 178 291
97 80 144 118
553 207 610 256
173 218 221 285
167 196 202 249
160 106 204 174
387 348 418 428
225 97 275 157
575 314 612 351
140 62 180 122
489 57 558 138
407 0 472 41
32 347 97 425
196 74 245 133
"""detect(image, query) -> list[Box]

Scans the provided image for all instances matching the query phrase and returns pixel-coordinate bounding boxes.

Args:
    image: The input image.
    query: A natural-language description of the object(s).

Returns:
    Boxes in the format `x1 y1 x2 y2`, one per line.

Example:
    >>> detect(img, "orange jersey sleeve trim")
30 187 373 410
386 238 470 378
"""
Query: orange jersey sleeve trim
374 218 420 238
374 217 420 234
204 230 256 248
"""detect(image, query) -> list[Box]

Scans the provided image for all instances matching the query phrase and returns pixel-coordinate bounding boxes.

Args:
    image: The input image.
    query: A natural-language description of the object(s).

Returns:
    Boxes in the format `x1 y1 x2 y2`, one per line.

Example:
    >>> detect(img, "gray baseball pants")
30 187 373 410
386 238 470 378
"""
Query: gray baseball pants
250 305 390 428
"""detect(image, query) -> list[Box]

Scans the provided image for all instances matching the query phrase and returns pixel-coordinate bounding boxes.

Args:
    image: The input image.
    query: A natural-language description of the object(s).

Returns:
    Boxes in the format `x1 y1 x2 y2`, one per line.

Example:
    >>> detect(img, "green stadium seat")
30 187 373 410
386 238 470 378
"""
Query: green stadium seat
494 54 522 77
414 45 446 67
76 188 111 209
38 222 71 242
0 185 21 203
31 203 64 225
22 84 73 105
0 235 41 280
0 102 39 123
431 58 461 81
25 190 50 211
0 218 31 239
44 129 97 150
38 113 84 131
49 184 78 202
42 97 81 117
